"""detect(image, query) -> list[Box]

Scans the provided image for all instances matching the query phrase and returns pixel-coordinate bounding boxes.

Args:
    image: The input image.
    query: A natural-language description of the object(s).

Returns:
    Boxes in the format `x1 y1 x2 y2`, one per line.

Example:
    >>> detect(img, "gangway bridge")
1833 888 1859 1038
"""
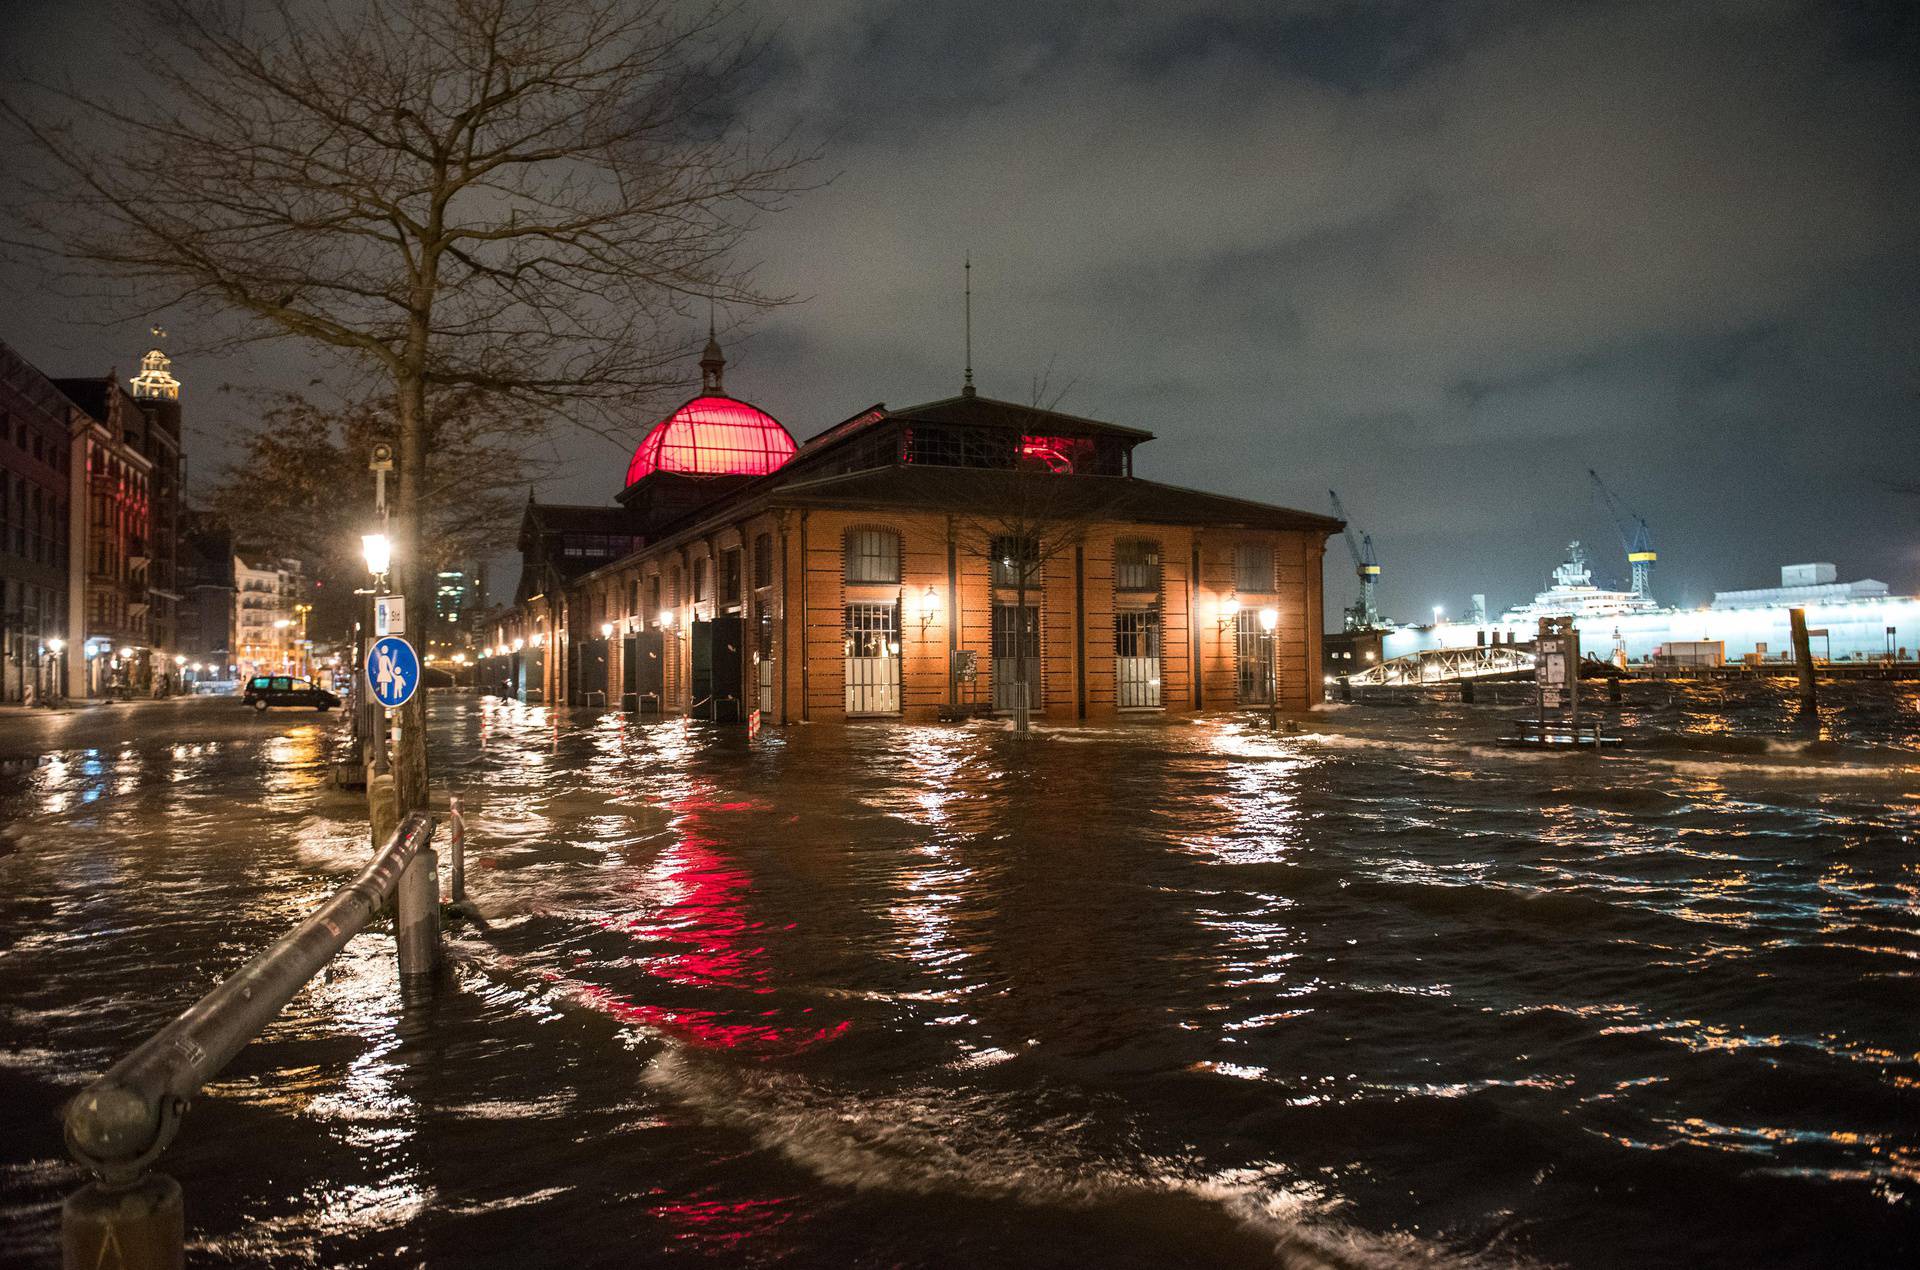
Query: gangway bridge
1346 643 1537 687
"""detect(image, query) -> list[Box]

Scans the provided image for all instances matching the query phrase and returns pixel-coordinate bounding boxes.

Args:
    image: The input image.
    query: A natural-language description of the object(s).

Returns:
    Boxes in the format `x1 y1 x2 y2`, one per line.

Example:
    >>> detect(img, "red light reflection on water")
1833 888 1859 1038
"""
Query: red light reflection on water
552 792 849 1056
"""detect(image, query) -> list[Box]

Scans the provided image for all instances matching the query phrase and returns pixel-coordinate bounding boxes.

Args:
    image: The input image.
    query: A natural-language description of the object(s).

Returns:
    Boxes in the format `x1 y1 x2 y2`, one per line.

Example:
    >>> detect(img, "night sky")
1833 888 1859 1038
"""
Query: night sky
4 1 1917 620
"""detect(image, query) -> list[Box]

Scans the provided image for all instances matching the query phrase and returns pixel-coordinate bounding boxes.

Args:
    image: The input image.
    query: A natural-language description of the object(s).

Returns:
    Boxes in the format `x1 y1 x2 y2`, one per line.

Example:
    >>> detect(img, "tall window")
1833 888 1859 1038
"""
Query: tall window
693 557 708 602
651 575 663 617
1233 542 1273 593
845 528 901 584
1114 539 1160 591
753 533 772 589
722 548 742 605
990 535 1039 589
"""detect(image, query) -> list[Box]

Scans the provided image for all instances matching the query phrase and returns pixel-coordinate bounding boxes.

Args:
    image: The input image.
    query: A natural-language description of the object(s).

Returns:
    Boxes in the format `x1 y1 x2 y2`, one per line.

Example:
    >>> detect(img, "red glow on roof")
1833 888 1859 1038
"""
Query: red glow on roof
1019 434 1092 474
625 395 796 486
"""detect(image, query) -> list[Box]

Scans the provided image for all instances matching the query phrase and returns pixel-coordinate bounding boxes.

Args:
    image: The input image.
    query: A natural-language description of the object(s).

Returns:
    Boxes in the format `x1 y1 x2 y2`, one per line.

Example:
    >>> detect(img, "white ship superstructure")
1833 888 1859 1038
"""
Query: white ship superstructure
1499 542 1663 622
1382 553 1916 665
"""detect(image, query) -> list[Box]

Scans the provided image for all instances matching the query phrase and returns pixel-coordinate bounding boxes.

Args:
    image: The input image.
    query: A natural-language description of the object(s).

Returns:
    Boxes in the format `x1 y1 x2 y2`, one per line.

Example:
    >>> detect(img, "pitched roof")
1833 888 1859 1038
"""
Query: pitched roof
520 502 644 536
764 465 1342 533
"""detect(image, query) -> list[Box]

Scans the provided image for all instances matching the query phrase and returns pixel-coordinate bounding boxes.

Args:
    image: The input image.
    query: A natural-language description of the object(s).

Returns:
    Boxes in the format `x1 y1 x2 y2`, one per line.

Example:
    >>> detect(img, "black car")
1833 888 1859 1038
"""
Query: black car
243 675 341 712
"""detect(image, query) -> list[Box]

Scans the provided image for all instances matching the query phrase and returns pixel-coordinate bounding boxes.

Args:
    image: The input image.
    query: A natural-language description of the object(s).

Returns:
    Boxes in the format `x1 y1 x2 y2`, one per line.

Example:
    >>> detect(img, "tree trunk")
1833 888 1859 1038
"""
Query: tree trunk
388 368 431 816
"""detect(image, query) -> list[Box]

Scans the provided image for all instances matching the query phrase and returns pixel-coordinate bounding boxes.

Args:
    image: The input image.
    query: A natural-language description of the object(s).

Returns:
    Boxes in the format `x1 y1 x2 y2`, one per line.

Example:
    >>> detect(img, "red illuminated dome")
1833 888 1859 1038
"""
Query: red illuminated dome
624 333 795 486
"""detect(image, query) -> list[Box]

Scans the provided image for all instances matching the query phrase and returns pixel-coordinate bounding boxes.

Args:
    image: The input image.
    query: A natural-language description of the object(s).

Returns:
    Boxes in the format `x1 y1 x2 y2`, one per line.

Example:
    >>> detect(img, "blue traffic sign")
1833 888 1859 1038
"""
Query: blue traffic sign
367 636 420 708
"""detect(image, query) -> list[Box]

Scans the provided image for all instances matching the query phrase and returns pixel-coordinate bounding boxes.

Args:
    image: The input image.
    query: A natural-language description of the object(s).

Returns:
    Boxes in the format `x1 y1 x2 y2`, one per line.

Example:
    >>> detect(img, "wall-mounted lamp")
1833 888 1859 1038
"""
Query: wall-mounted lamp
658 608 675 629
600 623 614 639
530 632 545 648
1216 593 1241 629
1258 606 1279 634
511 638 525 652
47 638 65 654
918 585 940 633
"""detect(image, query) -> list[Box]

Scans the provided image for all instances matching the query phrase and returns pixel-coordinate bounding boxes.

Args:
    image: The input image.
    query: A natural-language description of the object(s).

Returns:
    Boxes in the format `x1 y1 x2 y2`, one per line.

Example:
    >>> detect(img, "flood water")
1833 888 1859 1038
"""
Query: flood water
1 683 1916 1268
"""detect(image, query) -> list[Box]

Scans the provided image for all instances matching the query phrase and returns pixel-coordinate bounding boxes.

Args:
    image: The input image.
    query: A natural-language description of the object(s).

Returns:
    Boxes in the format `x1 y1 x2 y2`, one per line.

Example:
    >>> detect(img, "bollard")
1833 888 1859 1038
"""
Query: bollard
1608 677 1623 703
63 1173 183 1270
1339 676 1352 703
367 772 400 856
448 794 466 904
394 845 440 979
1790 607 1817 712
1460 678 1475 704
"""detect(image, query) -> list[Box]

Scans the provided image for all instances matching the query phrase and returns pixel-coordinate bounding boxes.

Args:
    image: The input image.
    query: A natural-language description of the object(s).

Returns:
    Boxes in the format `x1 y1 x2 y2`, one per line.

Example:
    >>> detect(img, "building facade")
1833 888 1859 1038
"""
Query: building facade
56 377 157 696
482 341 1339 723
234 553 306 679
0 340 75 704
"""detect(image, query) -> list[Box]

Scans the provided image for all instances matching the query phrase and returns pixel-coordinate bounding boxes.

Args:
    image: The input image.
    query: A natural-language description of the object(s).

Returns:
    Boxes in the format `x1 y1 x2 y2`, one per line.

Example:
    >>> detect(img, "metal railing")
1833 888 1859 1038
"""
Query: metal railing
61 811 440 1269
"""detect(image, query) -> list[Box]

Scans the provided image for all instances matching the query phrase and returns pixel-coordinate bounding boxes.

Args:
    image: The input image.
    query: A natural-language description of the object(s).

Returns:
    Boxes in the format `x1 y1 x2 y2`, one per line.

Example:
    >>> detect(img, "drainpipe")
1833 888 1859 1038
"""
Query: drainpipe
799 510 810 722
946 515 958 708
777 511 791 723
1191 540 1203 709
1074 543 1086 720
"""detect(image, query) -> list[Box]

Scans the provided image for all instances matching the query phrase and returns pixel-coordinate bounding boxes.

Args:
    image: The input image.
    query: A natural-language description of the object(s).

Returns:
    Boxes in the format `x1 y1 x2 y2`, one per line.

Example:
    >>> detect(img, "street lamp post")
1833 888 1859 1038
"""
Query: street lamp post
46 637 66 704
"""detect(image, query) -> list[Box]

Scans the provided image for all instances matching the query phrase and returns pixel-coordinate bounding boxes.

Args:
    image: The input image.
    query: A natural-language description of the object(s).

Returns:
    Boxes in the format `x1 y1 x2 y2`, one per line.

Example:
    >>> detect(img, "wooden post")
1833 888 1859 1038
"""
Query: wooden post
1790 607 1817 711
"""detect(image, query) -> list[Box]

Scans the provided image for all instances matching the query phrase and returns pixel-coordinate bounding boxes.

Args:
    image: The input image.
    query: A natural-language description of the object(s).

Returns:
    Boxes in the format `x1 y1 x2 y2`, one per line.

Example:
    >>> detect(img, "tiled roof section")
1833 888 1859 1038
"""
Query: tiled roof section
885 392 1156 441
794 403 889 456
766 466 1342 533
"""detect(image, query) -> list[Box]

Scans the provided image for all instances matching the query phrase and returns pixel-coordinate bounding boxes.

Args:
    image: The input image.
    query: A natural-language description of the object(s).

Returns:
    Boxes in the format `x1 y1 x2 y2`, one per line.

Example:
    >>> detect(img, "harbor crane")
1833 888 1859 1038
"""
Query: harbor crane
1588 468 1656 599
1328 489 1383 631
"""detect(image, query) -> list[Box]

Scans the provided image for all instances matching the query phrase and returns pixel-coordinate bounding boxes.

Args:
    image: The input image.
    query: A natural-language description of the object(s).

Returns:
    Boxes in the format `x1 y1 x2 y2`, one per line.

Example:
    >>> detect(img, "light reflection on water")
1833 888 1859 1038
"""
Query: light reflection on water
0 681 1915 1268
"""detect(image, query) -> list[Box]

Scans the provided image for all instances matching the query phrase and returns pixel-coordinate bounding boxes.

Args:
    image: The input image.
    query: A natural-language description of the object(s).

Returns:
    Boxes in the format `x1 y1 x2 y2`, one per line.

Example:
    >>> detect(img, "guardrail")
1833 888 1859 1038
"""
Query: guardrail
60 811 440 1270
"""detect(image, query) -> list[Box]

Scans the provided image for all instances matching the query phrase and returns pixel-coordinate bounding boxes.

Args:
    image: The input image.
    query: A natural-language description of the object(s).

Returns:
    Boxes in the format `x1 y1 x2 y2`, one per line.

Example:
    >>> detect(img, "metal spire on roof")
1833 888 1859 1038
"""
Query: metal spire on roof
699 297 726 395
962 255 975 398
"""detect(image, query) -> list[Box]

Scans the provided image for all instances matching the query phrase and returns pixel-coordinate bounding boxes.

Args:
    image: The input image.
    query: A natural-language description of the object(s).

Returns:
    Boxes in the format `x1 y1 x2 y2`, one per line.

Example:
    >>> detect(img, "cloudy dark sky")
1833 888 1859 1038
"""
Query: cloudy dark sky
4 0 1917 619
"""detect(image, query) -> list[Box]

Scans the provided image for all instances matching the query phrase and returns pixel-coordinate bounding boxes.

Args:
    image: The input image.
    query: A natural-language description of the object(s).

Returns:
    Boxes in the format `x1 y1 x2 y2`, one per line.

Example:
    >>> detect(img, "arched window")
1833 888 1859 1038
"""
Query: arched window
845 527 901 584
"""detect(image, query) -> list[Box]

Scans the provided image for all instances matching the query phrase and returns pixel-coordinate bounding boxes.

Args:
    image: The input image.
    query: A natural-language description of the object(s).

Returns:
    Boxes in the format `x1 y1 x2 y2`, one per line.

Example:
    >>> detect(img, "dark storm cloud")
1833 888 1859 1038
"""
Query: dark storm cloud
734 0 1920 613
3 0 1915 614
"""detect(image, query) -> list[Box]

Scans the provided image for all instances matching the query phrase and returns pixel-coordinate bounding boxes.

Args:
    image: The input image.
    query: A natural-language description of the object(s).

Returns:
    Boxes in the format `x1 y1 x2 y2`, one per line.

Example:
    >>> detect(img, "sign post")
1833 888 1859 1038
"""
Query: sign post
375 595 406 637
367 636 421 711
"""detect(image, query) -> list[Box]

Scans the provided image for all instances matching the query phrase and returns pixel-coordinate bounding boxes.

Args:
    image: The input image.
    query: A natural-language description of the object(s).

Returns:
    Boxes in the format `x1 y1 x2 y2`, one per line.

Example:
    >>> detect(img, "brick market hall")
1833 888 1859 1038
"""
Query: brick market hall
480 335 1342 725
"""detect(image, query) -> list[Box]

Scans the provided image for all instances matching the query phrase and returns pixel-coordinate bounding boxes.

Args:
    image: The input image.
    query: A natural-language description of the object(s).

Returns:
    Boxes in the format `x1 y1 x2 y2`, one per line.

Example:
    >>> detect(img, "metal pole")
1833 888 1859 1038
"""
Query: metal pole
448 794 466 904
62 813 434 1269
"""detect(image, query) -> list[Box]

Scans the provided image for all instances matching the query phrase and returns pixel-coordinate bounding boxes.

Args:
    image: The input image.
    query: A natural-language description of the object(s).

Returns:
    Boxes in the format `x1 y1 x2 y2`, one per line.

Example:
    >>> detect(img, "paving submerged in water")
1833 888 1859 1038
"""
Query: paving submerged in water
0 683 1916 1267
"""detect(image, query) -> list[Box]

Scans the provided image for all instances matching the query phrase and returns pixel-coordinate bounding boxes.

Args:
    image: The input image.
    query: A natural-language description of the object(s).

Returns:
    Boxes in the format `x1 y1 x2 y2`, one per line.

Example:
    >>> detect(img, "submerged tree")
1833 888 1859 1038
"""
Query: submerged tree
3 0 812 810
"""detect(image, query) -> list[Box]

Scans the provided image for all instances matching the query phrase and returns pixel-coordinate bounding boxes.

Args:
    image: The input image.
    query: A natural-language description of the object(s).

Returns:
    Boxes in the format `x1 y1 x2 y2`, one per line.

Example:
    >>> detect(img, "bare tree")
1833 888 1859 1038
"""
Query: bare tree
948 383 1119 734
208 385 541 638
3 0 812 810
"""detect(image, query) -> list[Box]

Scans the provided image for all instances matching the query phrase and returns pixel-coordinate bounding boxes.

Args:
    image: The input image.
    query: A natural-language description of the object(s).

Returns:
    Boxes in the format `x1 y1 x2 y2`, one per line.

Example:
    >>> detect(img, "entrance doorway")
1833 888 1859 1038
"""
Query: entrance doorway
1235 610 1273 705
1115 607 1162 709
991 602 1040 713
625 631 664 712
690 617 745 722
843 602 900 715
